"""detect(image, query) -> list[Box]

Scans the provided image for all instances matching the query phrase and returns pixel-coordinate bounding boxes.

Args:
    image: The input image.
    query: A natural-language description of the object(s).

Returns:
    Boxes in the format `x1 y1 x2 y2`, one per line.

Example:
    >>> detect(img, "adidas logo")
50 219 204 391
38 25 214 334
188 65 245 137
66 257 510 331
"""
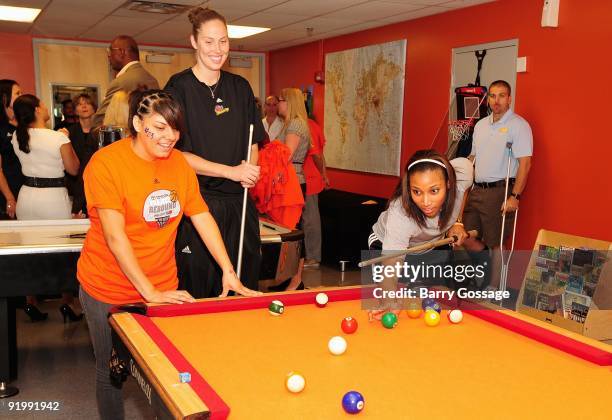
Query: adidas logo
181 246 191 254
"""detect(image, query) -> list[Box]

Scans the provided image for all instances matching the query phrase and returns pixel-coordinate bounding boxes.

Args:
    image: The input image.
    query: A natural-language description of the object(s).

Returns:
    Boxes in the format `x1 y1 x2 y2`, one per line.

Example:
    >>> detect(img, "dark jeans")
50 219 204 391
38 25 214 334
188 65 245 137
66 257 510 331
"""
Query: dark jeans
79 287 124 420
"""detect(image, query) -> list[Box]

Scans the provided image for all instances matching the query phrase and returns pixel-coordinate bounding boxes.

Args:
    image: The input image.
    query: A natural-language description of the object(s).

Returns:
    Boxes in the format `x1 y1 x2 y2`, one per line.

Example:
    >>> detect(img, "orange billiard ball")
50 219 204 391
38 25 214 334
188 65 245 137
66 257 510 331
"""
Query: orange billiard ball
406 301 421 318
407 308 421 319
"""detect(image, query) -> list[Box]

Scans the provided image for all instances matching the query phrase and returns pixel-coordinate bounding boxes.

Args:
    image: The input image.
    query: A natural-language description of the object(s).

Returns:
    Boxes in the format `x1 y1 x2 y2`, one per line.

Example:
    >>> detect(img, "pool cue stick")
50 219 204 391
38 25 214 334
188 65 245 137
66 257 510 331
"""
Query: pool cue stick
358 230 478 268
236 124 254 279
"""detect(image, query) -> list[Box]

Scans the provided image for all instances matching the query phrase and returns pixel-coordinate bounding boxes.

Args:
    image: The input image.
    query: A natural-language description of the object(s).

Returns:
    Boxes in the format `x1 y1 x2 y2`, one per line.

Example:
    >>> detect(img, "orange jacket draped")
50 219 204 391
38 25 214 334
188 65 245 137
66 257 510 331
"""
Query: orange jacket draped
250 140 304 229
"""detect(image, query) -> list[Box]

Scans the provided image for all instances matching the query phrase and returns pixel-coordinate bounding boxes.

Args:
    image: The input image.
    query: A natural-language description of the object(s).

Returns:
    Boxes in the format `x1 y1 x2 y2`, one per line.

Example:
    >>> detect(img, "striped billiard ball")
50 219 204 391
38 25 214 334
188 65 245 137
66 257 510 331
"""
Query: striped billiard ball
448 309 463 324
421 298 436 310
268 300 284 316
342 391 365 414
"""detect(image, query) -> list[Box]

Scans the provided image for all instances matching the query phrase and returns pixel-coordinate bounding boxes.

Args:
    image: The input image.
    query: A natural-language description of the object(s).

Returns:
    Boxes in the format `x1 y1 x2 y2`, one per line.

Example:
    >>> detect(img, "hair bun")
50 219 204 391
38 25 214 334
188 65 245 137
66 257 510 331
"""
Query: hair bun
188 7 205 26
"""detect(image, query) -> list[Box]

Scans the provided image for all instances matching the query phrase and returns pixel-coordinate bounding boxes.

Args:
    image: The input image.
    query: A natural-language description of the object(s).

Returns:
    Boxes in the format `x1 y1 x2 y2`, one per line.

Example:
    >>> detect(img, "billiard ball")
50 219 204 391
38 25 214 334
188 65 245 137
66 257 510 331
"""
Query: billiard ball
286 372 305 393
381 312 398 329
421 298 436 310
406 301 421 319
425 302 442 313
407 308 421 319
424 309 441 326
342 390 365 414
448 309 463 324
341 316 358 334
328 336 347 355
268 300 284 316
315 292 329 308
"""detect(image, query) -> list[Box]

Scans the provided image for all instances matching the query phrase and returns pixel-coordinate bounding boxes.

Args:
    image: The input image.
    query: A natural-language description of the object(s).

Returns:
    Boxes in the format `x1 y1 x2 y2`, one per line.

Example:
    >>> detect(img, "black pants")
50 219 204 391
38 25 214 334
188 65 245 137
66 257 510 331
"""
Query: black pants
176 193 261 298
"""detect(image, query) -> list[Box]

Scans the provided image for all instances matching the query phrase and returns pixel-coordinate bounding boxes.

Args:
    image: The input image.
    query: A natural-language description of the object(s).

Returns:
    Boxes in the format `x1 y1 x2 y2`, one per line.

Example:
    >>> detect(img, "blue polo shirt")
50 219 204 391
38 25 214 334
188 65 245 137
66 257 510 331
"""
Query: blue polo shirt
470 109 533 182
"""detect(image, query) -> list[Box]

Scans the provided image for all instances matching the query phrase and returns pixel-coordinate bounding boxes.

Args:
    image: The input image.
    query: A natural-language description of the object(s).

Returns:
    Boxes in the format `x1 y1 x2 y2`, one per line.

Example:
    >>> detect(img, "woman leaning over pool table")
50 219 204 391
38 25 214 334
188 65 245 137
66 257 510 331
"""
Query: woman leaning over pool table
77 89 261 420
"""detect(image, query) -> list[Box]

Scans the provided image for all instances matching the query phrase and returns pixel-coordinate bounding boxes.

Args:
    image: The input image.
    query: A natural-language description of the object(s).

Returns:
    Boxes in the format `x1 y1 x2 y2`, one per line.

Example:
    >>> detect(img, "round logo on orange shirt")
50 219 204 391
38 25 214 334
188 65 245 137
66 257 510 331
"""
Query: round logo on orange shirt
142 189 180 228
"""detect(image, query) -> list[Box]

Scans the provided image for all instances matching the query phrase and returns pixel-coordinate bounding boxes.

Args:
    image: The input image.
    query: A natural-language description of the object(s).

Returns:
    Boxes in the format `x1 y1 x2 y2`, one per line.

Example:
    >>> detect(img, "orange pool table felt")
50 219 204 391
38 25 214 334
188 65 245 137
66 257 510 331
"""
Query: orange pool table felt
109 287 612 419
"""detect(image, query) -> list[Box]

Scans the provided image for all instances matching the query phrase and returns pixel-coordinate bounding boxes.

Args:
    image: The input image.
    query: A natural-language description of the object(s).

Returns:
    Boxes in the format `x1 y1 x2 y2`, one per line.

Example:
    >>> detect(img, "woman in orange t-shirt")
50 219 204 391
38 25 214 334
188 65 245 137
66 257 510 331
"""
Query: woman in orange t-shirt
77 90 261 420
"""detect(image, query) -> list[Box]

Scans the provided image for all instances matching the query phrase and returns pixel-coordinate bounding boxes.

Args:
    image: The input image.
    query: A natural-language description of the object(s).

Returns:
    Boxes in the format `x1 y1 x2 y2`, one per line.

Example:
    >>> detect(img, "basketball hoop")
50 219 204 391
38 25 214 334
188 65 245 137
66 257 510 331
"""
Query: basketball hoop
448 119 473 143
446 119 473 159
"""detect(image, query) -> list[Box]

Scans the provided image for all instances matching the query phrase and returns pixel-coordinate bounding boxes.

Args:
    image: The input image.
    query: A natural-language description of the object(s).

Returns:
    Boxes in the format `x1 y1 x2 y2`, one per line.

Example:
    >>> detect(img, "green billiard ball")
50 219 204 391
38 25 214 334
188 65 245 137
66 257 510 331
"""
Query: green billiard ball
268 300 284 316
381 312 398 329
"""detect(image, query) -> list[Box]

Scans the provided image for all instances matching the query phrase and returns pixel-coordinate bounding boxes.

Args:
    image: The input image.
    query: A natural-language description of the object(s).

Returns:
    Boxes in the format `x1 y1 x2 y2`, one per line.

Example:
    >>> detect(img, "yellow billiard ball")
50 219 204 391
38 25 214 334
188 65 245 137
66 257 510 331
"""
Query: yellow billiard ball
424 309 441 327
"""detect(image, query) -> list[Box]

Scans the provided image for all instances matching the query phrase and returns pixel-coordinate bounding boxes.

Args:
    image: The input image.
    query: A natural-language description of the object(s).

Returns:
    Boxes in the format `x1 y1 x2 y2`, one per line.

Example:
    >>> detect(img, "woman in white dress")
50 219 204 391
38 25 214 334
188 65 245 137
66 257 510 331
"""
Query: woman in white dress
12 94 79 219
12 94 82 322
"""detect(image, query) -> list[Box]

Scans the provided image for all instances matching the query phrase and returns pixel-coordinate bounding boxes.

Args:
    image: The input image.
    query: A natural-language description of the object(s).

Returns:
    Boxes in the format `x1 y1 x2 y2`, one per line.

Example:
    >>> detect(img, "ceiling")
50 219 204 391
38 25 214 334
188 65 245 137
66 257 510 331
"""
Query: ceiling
0 0 494 51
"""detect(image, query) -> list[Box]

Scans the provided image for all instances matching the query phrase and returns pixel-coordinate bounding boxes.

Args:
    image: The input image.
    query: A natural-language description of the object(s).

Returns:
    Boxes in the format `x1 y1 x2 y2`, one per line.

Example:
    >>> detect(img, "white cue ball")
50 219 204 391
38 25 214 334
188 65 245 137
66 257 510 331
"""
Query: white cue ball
286 372 306 393
328 336 347 355
448 309 463 324
315 292 329 307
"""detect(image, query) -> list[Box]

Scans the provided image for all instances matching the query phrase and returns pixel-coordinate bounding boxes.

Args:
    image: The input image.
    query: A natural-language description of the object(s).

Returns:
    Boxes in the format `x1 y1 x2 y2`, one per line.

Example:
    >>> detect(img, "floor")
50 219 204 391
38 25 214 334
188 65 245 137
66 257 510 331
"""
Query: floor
0 265 360 419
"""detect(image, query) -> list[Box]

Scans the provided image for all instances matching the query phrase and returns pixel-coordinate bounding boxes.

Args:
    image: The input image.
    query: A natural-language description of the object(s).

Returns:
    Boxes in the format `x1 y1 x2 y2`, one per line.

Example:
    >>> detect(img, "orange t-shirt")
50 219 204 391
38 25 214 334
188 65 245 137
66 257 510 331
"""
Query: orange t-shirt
304 119 326 196
77 138 208 304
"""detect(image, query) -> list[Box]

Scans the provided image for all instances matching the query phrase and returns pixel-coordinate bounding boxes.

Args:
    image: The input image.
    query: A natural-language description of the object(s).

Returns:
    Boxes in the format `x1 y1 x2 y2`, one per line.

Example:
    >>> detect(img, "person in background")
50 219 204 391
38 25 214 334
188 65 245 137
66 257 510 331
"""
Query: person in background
11 94 82 322
103 90 130 132
262 95 283 141
93 35 159 128
254 96 264 119
271 87 312 290
302 116 331 268
66 94 99 216
462 80 533 290
0 79 23 219
55 99 78 130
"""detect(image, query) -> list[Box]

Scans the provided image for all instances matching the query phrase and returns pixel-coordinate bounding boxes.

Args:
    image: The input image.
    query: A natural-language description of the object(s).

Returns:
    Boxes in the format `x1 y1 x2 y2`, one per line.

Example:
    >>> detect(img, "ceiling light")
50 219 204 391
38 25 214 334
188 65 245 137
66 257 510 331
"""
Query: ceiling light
227 25 270 39
0 6 41 22
124 1 188 15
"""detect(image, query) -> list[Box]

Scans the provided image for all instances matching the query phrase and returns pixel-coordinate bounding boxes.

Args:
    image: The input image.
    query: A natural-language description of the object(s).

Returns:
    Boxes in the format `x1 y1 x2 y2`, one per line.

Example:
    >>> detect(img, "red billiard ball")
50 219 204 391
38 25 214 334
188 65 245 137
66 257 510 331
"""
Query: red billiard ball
341 316 358 334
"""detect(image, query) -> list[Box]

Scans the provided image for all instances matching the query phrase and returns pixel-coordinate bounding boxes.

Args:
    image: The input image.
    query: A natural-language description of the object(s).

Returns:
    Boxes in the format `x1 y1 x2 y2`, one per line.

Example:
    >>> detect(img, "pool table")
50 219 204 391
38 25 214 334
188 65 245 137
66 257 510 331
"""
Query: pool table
0 217 301 397
109 287 612 419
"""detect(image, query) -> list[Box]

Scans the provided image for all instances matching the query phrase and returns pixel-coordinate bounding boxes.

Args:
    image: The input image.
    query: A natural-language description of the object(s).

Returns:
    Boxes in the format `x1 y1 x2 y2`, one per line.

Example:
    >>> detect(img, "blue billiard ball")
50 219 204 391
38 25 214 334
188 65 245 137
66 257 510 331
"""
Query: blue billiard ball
421 298 436 310
342 390 365 414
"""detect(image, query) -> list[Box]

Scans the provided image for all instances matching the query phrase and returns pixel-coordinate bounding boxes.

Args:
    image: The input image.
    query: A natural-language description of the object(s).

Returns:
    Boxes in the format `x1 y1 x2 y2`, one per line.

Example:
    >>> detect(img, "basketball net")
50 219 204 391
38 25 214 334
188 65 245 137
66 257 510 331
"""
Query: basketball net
155 215 170 228
446 119 474 159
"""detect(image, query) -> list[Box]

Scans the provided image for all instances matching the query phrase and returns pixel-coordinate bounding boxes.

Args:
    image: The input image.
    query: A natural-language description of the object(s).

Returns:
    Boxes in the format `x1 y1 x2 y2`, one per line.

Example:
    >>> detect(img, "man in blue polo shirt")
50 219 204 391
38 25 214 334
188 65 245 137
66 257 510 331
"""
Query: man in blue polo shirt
463 80 533 289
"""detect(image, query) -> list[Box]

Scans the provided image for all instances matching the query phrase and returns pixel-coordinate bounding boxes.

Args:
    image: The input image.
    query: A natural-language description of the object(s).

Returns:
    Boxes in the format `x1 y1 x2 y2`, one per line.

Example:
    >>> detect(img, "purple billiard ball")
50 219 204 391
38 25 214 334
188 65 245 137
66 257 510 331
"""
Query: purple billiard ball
421 298 436 310
342 390 365 414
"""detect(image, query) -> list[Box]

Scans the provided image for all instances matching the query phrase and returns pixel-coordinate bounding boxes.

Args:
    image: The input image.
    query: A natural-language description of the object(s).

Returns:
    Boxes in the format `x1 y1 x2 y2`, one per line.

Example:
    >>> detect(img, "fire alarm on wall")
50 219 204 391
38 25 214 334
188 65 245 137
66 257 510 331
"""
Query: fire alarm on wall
314 70 325 84
541 0 560 27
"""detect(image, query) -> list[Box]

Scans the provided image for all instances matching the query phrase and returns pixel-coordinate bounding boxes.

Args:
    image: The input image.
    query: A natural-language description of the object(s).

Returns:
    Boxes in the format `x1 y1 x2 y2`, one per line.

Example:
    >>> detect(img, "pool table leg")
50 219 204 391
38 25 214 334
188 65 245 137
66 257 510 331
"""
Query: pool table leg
0 297 18 398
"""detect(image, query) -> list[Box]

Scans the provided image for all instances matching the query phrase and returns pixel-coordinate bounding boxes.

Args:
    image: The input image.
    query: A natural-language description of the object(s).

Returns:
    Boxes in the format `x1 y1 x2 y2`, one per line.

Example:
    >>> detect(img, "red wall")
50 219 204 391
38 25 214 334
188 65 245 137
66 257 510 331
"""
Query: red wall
270 0 612 247
0 32 36 94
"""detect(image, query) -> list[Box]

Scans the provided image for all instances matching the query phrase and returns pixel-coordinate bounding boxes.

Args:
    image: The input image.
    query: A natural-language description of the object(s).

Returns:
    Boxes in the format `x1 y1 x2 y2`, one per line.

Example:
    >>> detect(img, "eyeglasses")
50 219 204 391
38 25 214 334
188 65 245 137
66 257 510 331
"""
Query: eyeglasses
106 47 122 55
